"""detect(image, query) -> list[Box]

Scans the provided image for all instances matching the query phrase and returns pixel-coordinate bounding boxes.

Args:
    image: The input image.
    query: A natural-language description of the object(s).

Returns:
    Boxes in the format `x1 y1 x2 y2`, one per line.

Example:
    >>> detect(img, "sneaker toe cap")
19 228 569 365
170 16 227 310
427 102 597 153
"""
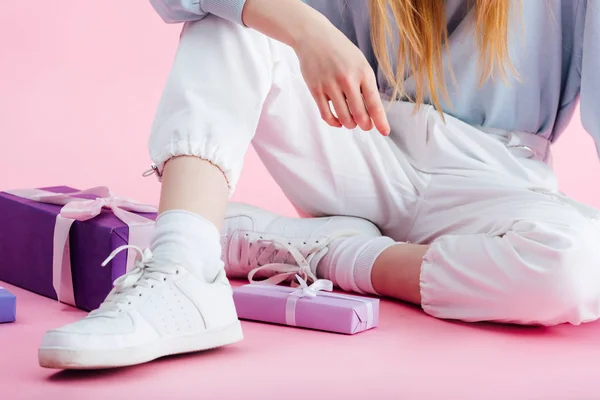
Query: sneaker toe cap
40 315 136 349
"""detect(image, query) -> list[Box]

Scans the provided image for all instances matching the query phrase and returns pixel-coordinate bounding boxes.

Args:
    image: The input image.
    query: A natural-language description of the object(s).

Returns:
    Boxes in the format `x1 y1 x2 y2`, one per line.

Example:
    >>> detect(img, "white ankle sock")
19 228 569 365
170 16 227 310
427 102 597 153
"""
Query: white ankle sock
151 210 223 281
317 236 396 295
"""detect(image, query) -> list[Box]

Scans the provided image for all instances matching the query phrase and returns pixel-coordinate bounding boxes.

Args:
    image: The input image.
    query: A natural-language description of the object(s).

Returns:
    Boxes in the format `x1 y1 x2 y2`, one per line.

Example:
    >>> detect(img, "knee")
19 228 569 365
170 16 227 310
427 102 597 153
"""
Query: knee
149 16 275 194
179 15 273 63
508 219 600 325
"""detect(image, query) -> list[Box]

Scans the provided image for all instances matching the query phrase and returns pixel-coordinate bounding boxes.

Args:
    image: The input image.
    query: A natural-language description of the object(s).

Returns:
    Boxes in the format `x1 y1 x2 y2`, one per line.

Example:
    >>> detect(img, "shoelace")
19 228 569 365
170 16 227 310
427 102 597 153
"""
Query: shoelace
243 231 356 286
91 245 177 314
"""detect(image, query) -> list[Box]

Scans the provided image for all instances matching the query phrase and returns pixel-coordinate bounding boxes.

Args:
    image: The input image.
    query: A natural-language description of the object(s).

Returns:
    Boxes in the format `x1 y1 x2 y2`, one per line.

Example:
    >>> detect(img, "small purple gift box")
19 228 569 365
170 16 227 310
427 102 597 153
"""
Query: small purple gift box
0 287 16 323
233 277 379 335
0 186 157 311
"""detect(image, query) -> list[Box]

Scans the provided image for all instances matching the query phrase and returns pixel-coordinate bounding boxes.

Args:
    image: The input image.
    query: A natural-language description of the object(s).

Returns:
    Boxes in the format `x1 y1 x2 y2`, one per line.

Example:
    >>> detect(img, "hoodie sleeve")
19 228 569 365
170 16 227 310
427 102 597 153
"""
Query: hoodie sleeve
579 0 600 156
149 0 247 25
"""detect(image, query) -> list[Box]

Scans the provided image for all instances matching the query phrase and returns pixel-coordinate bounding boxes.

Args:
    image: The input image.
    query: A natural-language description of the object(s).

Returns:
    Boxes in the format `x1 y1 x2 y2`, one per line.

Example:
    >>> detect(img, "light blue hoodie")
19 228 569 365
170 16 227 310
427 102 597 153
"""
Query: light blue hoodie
149 0 600 154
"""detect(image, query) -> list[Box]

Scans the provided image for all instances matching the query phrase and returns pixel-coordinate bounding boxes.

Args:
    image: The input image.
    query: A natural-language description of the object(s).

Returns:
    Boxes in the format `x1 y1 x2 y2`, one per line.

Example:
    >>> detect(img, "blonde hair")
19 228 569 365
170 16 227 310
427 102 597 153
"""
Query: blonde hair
369 0 514 112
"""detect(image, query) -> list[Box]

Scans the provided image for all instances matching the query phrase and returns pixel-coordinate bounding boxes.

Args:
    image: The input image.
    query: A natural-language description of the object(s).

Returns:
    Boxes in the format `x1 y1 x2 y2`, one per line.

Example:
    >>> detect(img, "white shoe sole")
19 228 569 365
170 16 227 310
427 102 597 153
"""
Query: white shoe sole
38 320 244 370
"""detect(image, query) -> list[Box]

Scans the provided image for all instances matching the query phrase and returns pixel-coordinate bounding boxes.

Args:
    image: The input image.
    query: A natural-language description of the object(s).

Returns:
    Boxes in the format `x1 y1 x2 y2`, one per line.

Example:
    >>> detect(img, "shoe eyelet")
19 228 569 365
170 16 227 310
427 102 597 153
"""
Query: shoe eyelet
128 302 132 305
151 285 155 289
138 293 142 297
316 241 319 244
303 242 306 245
176 270 180 275
163 277 167 281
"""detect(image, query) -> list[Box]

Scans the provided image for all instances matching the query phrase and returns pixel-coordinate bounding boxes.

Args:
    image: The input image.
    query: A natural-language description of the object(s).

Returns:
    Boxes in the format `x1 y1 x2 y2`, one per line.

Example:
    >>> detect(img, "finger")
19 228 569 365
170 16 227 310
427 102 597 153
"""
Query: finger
362 77 390 136
345 86 373 131
312 91 341 128
328 89 356 129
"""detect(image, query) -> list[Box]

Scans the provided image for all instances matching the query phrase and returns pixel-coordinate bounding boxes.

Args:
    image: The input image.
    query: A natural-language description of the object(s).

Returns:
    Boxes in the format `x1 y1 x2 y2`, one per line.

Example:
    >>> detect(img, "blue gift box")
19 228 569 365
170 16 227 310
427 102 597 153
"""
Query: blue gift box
0 287 16 323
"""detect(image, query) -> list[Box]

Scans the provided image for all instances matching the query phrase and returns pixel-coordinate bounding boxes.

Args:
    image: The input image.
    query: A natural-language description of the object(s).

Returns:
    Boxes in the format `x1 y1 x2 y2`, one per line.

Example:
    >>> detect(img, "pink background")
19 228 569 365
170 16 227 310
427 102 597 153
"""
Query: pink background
2 2 600 398
1 1 599 212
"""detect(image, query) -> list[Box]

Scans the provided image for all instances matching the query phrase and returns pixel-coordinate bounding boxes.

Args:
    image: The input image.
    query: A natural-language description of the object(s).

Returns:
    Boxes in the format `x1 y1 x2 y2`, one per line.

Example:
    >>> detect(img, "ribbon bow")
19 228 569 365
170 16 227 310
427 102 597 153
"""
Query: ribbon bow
285 275 333 326
54 187 157 221
291 275 333 298
6 187 157 307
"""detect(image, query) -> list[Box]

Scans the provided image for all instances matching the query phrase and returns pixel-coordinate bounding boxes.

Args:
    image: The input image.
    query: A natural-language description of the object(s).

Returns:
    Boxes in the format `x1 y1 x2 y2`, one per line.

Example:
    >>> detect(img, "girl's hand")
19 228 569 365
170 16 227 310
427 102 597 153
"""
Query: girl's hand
242 0 390 136
294 24 391 136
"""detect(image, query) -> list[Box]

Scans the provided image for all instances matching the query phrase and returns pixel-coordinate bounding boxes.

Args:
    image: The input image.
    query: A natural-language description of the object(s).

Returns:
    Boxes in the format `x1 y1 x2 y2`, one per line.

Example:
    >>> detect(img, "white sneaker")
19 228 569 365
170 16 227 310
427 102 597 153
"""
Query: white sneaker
38 246 243 370
221 203 382 284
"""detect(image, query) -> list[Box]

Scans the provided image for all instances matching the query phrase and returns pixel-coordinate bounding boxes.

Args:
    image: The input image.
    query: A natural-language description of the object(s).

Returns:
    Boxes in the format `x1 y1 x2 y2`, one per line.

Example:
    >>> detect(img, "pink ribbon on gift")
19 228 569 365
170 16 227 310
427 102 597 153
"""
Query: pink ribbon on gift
6 187 157 307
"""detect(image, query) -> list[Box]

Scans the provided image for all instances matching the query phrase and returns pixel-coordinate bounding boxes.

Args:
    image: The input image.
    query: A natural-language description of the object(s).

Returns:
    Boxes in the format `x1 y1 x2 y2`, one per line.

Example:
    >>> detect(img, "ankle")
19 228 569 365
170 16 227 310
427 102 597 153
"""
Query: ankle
371 243 428 303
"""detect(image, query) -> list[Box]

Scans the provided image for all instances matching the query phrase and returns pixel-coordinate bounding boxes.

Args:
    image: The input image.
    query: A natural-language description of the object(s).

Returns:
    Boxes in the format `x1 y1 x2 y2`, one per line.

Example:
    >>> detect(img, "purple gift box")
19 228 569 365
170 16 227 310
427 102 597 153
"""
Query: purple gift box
233 282 379 335
0 186 157 311
0 287 16 323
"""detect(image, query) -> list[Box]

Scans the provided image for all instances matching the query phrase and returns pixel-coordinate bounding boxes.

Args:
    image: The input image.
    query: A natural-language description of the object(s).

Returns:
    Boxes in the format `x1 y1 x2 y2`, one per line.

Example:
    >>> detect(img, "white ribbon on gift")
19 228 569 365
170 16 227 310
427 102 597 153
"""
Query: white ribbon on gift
6 187 157 307
285 276 333 326
250 275 375 330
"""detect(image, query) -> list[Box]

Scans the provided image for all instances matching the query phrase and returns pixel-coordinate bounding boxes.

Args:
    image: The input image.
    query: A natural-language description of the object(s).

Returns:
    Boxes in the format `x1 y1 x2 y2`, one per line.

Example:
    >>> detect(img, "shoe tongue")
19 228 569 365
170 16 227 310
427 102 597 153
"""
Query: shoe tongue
269 237 328 279
225 230 255 267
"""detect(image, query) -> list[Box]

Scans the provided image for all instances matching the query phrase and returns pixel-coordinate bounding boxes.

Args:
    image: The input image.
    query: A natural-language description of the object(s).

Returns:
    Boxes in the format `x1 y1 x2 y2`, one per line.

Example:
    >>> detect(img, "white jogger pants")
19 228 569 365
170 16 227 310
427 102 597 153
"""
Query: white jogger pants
149 17 600 326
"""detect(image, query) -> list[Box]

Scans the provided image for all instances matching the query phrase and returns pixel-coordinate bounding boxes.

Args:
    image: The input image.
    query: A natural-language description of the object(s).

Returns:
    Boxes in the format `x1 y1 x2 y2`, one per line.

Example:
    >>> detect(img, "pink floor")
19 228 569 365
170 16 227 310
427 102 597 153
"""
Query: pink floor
1 282 599 399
